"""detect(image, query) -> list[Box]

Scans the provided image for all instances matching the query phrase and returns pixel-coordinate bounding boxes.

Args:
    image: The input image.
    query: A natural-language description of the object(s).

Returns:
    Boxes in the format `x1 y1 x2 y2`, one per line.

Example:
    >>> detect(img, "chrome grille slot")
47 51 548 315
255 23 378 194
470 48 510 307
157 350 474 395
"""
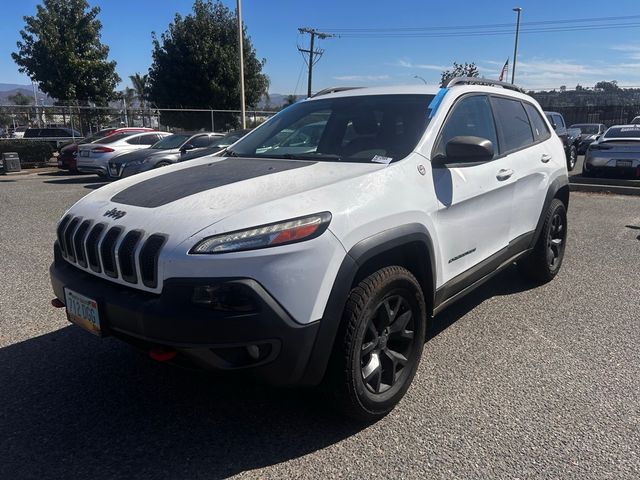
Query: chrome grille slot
63 217 81 262
86 223 106 272
100 227 123 278
56 215 72 257
118 230 142 284
73 220 92 267
139 234 167 288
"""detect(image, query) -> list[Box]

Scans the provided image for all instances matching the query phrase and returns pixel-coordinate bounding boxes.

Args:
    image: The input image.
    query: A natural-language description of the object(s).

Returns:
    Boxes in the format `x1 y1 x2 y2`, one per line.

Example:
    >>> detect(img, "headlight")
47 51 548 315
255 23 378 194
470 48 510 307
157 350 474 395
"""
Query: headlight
190 212 332 254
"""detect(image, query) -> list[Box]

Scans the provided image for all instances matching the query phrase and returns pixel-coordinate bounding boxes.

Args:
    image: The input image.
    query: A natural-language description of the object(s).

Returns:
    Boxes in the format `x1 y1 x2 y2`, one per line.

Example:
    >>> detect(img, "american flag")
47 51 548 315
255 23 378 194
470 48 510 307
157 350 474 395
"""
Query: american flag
498 58 509 82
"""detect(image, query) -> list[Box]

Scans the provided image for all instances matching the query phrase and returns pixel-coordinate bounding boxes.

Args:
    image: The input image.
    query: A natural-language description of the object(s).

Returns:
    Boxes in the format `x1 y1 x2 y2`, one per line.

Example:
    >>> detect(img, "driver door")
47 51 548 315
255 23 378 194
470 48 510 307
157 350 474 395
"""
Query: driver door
430 94 516 285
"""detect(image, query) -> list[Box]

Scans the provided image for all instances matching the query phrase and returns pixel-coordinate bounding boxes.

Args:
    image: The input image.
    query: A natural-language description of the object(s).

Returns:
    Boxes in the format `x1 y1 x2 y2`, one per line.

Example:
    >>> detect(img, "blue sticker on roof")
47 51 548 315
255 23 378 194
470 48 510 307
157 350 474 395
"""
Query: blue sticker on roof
428 88 448 118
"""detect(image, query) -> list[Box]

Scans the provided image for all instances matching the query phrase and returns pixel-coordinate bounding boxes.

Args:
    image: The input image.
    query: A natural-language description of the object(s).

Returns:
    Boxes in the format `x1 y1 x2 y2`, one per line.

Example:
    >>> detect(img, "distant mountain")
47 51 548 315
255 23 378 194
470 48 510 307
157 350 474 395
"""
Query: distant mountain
0 83 52 105
257 93 304 109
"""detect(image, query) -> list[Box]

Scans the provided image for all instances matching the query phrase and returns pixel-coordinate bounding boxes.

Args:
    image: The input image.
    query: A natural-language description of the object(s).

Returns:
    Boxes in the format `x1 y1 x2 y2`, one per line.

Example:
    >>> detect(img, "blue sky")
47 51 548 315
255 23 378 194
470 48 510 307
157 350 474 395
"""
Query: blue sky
2 0 640 94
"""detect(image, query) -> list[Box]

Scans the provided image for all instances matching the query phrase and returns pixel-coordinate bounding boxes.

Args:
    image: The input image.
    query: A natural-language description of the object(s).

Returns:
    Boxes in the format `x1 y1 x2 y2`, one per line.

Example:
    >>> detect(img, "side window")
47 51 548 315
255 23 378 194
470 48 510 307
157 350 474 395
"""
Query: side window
523 103 550 141
126 136 140 145
555 115 565 128
191 135 211 148
435 95 498 158
138 134 159 145
492 97 534 152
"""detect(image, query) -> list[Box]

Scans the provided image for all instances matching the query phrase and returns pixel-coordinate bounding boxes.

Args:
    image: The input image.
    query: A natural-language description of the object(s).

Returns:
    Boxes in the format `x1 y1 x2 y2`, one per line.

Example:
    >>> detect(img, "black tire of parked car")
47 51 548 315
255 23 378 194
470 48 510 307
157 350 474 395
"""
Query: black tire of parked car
323 266 426 422
155 161 171 168
518 198 567 283
567 145 577 171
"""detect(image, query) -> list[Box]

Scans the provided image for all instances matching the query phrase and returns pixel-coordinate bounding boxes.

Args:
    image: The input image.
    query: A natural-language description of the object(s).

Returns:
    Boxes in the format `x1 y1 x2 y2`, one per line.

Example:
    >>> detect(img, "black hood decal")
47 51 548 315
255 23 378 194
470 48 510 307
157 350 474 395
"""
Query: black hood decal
110 158 315 208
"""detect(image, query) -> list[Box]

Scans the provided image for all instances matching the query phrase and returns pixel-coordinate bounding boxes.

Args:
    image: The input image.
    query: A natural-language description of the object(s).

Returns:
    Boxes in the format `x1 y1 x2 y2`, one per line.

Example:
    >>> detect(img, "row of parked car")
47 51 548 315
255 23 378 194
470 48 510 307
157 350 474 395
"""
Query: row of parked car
58 128 250 179
543 112 639 178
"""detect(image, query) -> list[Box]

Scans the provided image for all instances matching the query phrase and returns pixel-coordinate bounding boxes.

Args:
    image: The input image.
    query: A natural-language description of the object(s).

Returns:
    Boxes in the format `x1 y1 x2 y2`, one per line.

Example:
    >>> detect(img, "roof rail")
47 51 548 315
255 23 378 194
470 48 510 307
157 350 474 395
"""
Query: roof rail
311 86 364 98
446 77 526 94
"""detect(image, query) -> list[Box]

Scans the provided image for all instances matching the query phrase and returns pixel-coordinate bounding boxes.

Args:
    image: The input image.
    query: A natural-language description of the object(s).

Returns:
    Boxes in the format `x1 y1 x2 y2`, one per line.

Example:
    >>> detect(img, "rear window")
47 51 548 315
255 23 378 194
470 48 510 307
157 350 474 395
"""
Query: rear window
96 133 131 144
492 97 534 152
570 124 599 135
603 126 640 139
524 103 550 141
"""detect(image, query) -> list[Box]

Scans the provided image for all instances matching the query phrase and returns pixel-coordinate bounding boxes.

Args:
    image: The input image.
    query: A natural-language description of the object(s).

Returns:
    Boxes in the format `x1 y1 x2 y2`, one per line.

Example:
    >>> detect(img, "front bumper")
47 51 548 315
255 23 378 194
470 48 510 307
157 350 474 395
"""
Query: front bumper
50 247 321 385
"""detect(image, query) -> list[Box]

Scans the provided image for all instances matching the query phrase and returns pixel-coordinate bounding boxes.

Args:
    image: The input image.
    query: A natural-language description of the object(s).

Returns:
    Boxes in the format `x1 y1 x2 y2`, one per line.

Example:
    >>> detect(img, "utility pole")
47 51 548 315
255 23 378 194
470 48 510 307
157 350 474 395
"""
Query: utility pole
32 81 41 128
237 0 246 128
298 28 334 97
511 7 522 84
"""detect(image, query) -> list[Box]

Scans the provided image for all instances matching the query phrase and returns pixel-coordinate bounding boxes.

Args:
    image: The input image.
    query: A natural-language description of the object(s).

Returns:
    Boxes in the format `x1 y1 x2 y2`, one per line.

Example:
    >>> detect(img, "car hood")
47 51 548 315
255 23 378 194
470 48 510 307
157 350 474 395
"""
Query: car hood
110 148 178 165
66 156 385 244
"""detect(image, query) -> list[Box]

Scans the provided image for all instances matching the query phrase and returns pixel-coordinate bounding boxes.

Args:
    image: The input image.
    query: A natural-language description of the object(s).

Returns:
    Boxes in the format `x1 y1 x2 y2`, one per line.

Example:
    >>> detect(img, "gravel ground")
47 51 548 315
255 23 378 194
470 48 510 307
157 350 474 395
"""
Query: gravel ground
0 171 639 479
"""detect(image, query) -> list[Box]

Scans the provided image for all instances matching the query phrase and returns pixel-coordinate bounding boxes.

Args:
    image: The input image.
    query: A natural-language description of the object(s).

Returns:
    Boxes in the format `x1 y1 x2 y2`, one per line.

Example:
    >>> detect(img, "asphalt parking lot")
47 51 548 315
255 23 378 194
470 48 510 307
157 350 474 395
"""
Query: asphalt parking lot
1 170 639 479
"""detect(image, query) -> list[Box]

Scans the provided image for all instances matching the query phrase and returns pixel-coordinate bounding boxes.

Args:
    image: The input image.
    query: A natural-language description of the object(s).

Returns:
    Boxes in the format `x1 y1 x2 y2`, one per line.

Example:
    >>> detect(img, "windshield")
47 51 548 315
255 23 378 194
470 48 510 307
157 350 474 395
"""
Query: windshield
570 124 599 135
603 126 640 139
227 94 434 163
151 134 191 149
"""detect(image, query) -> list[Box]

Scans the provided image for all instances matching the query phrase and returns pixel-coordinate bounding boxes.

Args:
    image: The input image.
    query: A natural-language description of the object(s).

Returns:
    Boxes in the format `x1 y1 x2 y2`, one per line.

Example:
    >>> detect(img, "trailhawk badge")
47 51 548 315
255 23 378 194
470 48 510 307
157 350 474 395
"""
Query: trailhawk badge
103 208 127 219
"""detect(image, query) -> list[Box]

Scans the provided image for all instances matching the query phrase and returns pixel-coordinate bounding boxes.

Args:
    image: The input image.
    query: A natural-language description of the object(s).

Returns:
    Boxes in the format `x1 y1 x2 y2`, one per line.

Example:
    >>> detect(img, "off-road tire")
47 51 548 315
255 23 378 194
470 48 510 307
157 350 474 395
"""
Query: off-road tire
518 198 567 283
323 266 427 422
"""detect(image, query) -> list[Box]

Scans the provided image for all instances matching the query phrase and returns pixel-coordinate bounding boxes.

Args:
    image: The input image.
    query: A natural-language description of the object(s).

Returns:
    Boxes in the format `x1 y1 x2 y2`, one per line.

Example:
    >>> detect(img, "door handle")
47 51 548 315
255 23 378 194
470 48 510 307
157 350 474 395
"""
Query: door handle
496 168 514 181
541 153 552 163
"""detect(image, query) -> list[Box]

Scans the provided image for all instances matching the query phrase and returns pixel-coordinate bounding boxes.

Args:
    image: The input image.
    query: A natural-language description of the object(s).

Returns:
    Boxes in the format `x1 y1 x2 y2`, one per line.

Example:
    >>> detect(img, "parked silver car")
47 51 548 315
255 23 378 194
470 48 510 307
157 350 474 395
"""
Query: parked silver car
583 125 640 178
76 131 170 176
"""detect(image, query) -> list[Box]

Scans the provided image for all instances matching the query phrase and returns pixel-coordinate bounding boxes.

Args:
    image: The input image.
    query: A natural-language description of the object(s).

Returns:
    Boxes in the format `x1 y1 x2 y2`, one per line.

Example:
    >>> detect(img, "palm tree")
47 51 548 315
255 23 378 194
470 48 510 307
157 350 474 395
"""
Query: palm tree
129 73 148 126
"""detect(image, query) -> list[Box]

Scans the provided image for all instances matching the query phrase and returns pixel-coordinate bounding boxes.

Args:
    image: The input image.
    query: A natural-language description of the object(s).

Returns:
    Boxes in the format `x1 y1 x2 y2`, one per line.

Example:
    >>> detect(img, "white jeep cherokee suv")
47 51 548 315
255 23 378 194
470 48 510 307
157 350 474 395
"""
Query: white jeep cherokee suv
50 78 569 421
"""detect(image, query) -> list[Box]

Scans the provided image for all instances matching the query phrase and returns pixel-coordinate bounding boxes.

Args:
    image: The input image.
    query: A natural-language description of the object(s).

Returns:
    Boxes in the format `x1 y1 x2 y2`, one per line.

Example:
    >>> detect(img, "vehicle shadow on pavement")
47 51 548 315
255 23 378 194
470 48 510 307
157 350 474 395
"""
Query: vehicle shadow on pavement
43 177 109 186
429 265 536 340
0 327 363 479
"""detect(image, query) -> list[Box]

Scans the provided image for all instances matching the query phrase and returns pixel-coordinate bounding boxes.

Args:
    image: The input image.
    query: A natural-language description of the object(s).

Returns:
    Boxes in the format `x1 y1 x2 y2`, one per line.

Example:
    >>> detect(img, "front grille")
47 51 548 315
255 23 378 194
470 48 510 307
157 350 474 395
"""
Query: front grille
56 215 167 290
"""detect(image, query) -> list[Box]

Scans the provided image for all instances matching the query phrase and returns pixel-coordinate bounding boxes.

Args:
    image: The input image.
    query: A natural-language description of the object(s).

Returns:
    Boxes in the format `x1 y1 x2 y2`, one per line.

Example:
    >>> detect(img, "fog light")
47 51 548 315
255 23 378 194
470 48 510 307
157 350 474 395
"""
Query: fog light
246 344 260 360
192 283 258 312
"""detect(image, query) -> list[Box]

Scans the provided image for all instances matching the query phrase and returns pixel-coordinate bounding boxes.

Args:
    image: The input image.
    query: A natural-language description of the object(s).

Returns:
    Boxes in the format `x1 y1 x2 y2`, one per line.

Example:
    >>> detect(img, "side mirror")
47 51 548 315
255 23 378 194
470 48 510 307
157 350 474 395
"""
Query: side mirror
436 136 494 166
180 143 194 153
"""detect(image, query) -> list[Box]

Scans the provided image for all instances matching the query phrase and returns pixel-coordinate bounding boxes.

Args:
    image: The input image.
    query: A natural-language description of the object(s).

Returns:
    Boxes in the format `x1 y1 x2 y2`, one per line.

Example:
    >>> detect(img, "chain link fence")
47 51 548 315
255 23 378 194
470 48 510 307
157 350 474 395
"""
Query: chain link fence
0 104 277 137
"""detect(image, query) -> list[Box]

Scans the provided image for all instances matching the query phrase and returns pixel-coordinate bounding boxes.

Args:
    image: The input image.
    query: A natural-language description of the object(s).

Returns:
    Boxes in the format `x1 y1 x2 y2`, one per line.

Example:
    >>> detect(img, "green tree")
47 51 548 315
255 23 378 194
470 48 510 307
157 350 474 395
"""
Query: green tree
12 0 120 105
147 0 269 130
282 94 298 109
440 62 479 86
594 81 620 93
118 87 136 127
7 92 33 105
129 73 148 107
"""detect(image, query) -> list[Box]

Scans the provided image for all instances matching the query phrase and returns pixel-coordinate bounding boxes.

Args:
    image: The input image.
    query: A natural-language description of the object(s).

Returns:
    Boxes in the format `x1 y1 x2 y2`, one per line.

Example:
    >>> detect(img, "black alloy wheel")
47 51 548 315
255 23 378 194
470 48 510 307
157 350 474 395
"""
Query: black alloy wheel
547 211 566 270
360 294 416 394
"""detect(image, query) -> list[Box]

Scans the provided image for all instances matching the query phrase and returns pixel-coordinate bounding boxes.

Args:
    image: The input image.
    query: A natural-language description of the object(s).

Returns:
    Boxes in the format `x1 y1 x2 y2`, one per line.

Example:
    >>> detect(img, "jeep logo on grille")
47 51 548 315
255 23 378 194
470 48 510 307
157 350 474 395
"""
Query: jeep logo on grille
103 208 127 219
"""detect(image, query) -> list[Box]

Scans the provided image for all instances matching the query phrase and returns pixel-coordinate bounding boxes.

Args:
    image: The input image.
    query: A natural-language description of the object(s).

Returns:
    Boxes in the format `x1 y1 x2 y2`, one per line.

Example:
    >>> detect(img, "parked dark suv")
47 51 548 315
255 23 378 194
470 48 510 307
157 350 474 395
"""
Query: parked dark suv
24 127 83 149
544 111 578 171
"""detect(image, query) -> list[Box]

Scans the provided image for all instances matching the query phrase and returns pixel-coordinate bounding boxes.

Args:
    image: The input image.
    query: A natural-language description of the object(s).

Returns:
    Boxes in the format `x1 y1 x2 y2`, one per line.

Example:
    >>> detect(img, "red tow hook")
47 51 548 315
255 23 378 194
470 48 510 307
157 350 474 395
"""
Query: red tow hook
51 298 65 308
149 348 177 362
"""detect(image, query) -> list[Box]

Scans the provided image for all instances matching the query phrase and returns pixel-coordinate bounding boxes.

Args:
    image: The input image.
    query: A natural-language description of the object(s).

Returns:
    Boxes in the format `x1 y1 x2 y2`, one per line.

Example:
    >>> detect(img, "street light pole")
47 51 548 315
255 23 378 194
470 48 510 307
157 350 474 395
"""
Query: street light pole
237 0 246 129
413 75 427 85
511 7 522 84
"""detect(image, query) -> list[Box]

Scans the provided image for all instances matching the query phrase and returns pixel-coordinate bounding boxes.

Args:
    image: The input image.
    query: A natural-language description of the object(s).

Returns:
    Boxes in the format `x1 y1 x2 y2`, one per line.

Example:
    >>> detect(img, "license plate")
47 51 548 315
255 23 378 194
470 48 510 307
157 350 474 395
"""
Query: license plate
617 160 633 168
65 288 101 335
80 151 89 157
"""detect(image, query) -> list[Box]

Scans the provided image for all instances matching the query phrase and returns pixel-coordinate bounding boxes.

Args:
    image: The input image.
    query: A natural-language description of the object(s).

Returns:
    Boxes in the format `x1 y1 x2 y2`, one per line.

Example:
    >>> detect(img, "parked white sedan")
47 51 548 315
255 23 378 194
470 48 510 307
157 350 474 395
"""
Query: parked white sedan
76 131 171 176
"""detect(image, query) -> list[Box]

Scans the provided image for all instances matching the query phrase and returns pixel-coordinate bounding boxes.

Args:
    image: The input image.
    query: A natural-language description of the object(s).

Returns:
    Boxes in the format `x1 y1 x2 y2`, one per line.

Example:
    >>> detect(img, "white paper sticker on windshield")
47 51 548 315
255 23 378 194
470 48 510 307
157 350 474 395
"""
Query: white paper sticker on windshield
371 155 393 165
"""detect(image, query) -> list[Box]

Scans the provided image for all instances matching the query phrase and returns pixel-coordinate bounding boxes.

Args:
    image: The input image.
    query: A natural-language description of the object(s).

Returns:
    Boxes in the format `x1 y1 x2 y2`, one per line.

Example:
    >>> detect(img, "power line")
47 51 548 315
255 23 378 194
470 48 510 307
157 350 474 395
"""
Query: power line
331 22 640 38
319 14 640 33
